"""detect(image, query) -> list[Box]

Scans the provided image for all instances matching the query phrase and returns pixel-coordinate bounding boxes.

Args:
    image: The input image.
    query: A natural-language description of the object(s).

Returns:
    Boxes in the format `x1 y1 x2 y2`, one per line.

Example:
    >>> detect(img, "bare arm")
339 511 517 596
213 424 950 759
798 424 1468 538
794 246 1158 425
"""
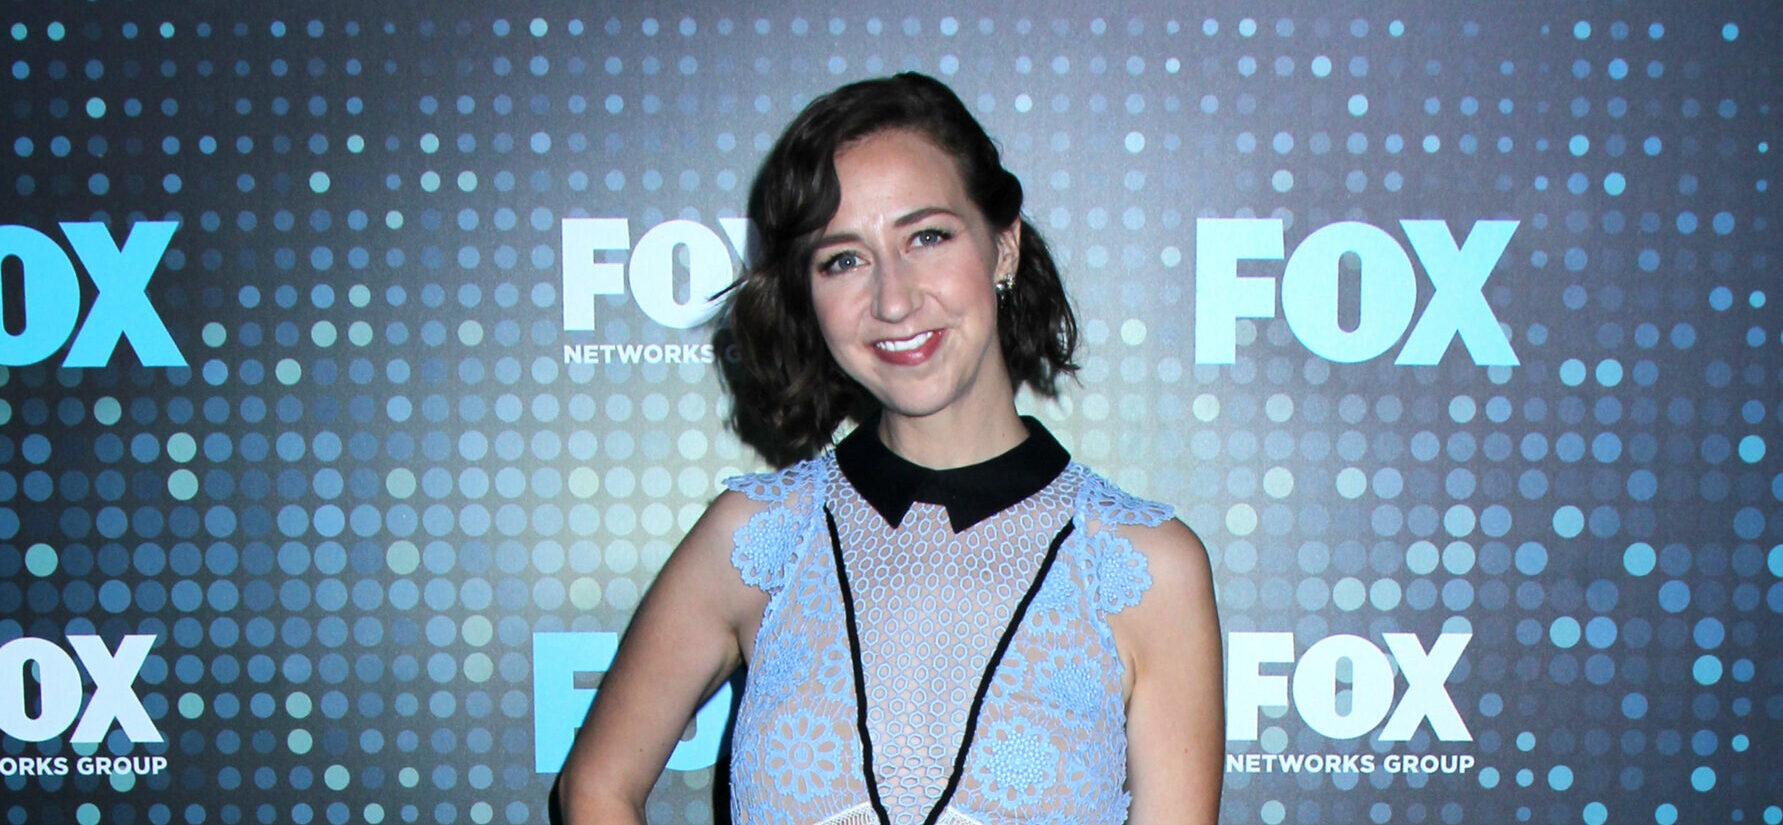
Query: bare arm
1116 518 1224 825
557 490 769 823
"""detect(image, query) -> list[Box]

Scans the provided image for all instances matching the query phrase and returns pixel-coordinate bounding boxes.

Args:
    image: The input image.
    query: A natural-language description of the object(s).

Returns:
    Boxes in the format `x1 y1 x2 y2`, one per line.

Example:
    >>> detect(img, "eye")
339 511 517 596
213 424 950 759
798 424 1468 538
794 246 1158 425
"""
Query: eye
817 250 863 275
912 227 952 247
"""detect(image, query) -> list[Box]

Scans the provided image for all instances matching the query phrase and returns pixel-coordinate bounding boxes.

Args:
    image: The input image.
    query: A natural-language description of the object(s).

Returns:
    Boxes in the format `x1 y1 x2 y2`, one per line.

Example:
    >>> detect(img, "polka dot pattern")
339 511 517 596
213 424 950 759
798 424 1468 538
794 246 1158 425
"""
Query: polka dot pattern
1 8 1774 825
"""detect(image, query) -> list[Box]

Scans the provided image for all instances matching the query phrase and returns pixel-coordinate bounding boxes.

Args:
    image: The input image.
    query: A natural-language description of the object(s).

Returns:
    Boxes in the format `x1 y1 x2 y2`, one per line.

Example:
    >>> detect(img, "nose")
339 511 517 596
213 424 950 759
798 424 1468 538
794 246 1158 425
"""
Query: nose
870 254 920 324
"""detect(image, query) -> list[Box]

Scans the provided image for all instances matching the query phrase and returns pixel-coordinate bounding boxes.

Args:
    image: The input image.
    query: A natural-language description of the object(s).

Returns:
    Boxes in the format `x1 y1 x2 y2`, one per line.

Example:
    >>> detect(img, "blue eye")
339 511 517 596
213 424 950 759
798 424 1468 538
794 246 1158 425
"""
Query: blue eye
818 251 861 275
914 228 951 246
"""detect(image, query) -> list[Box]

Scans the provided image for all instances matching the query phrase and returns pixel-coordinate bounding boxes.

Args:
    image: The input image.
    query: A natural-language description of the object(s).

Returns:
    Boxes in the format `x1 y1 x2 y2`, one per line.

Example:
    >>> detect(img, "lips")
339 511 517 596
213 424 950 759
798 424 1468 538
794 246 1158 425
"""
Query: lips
870 328 944 366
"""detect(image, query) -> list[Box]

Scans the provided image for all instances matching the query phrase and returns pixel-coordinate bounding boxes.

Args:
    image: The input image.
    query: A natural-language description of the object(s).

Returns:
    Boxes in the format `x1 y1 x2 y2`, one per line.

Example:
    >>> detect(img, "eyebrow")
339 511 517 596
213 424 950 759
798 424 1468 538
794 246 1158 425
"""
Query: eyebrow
812 206 961 249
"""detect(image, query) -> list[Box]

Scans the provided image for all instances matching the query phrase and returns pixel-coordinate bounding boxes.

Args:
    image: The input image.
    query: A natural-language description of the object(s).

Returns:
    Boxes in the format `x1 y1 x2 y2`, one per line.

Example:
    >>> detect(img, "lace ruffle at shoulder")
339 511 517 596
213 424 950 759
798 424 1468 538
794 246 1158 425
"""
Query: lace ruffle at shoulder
1071 463 1176 528
720 456 832 594
1068 463 1177 616
722 457 827 503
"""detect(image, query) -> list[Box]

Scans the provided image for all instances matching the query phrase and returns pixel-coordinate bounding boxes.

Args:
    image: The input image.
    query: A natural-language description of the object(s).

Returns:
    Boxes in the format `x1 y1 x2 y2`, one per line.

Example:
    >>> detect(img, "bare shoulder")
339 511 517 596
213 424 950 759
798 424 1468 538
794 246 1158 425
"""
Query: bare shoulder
1103 517 1219 689
693 486 774 541
663 486 773 596
679 461 817 570
1114 517 1214 620
1117 520 1224 825
1126 517 1210 581
631 486 777 651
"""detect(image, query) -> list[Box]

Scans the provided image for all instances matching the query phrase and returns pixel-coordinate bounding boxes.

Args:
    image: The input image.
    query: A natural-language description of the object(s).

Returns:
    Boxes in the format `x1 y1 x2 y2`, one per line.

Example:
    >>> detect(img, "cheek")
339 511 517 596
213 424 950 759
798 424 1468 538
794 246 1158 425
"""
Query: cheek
945 264 999 319
808 284 859 350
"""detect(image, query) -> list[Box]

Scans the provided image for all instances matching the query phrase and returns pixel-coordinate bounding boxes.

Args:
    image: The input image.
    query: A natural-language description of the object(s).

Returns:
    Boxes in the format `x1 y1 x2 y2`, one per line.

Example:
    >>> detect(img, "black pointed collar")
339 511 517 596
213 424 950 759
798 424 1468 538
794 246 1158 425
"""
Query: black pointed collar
834 412 1070 533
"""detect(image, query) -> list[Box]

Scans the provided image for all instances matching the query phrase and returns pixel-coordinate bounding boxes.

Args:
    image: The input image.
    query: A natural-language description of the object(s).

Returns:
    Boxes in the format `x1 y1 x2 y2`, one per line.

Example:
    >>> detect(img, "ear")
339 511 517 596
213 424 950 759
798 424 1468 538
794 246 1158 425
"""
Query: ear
993 219 1022 280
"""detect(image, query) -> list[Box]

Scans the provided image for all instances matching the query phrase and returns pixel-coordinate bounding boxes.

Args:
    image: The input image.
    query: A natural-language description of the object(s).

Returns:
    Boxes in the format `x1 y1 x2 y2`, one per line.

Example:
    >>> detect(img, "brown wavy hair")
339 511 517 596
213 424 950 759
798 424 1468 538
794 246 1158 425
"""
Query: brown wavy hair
715 72 1079 467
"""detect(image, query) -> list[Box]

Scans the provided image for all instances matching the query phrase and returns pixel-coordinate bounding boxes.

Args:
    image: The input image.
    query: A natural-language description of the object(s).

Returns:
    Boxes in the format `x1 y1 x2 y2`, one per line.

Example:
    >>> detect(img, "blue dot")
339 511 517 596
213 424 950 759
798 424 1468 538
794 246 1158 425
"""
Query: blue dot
1657 803 1678 825
1559 359 1587 385
1692 655 1722 684
1604 173 1626 195
1569 135 1590 156
1573 21 1591 39
1549 617 1580 648
1584 802 1608 825
1548 764 1573 790
1553 506 1584 537
1671 323 1696 348
1584 617 1617 648
1691 765 1716 791
1347 95 1368 117
1595 360 1623 386
1740 436 1766 463
1516 542 1549 575
1710 286 1734 310
1622 692 1647 719
1722 22 1739 41
1658 580 1690 612
1734 507 1765 539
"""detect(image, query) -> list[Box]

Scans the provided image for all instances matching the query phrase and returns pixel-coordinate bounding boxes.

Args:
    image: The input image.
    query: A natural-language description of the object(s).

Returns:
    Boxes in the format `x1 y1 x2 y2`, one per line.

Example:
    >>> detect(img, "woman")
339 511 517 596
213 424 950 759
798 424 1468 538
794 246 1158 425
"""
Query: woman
560 72 1222 825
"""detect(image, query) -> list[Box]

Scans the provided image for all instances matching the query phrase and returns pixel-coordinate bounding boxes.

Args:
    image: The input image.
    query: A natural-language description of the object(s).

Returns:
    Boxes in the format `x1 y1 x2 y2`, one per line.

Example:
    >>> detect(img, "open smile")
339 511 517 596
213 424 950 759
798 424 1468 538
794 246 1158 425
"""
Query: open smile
870 329 944 365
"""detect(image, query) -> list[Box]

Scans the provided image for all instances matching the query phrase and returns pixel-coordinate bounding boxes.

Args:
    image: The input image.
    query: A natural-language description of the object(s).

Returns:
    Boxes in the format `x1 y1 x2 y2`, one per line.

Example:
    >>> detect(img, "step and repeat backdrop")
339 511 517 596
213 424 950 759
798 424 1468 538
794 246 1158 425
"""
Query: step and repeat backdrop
2 3 1777 824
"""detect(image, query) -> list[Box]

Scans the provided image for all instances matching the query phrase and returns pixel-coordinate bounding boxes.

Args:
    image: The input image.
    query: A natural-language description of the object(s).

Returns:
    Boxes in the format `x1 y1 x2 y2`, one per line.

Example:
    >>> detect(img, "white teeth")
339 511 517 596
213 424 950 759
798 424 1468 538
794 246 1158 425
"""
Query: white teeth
874 330 934 352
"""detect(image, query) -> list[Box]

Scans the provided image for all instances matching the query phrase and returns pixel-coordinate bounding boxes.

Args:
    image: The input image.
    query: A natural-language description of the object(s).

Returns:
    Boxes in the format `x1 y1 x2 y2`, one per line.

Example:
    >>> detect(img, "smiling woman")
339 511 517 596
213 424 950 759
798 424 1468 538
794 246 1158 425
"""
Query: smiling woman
558 73 1223 825
717 73 1083 468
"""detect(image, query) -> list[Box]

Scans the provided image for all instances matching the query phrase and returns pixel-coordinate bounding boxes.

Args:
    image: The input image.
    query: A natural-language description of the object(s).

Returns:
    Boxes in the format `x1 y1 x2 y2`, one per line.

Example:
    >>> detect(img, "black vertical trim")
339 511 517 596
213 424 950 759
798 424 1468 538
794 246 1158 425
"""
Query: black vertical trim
824 504 1077 825
925 519 1074 825
825 505 892 825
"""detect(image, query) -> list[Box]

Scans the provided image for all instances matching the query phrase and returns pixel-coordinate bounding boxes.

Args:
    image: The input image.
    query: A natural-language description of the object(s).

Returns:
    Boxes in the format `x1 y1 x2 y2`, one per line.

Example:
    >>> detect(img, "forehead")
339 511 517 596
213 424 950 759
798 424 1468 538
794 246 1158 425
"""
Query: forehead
828 129 973 221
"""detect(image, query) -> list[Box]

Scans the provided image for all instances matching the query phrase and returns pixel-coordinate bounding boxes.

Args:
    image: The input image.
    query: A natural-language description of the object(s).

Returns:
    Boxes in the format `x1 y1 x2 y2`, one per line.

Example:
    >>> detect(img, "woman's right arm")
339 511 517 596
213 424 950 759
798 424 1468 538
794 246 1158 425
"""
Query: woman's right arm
557 489 769 823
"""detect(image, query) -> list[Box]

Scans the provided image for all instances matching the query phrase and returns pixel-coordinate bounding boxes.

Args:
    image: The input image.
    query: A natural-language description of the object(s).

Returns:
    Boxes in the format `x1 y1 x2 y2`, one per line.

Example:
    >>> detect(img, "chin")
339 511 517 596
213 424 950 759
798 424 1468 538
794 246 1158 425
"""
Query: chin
862 384 960 420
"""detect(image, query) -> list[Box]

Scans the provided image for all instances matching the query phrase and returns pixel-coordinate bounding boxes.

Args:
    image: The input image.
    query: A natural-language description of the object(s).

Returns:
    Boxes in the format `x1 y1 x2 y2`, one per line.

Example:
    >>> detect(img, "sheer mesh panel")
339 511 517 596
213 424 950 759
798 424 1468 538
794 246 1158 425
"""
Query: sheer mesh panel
726 455 1173 825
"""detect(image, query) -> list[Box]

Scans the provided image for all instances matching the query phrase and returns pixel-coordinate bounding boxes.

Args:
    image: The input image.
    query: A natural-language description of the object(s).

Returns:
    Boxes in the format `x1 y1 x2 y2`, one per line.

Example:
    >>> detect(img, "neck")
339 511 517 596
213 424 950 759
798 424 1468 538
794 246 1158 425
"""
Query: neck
875 402 1028 470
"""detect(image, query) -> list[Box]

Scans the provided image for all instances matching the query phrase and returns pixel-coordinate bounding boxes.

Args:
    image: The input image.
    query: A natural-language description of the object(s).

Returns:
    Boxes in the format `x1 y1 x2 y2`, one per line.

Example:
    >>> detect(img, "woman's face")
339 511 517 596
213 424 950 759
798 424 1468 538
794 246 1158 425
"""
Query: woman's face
807 128 1021 421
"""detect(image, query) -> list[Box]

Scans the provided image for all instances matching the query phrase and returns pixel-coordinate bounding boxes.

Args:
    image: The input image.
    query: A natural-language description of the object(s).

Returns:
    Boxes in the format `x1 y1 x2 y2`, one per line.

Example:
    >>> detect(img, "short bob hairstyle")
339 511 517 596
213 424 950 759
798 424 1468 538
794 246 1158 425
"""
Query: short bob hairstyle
719 72 1079 465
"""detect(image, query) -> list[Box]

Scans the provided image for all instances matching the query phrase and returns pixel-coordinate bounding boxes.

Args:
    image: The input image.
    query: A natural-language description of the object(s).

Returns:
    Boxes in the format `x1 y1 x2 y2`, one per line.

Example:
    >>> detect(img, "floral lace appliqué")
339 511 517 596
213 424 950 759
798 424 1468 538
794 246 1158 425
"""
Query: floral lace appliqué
749 630 813 709
731 504 806 593
1069 466 1175 616
970 715 1059 810
1035 647 1103 727
764 710 849 805
722 459 828 593
1084 529 1153 615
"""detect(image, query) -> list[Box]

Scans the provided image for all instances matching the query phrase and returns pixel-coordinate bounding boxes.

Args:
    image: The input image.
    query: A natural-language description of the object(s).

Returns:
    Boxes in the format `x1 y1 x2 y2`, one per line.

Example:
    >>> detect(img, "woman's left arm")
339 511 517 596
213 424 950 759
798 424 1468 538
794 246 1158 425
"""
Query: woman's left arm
1115 518 1224 824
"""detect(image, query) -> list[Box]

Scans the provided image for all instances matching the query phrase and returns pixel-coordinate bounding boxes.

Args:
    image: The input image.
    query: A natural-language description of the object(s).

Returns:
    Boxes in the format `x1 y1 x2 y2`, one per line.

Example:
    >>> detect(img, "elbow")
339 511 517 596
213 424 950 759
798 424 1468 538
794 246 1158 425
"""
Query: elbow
556 760 645 825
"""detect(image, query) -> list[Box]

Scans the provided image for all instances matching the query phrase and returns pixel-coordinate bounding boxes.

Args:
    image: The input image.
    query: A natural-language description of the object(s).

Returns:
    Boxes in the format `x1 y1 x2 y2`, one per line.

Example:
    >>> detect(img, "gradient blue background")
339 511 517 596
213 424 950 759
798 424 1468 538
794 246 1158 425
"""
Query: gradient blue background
1 4 1777 824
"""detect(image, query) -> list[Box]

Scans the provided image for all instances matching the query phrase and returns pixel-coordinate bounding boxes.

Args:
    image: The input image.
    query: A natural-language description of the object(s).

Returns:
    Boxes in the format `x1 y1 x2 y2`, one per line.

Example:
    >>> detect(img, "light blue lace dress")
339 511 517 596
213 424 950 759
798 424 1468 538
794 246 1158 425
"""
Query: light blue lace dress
722 449 1174 825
